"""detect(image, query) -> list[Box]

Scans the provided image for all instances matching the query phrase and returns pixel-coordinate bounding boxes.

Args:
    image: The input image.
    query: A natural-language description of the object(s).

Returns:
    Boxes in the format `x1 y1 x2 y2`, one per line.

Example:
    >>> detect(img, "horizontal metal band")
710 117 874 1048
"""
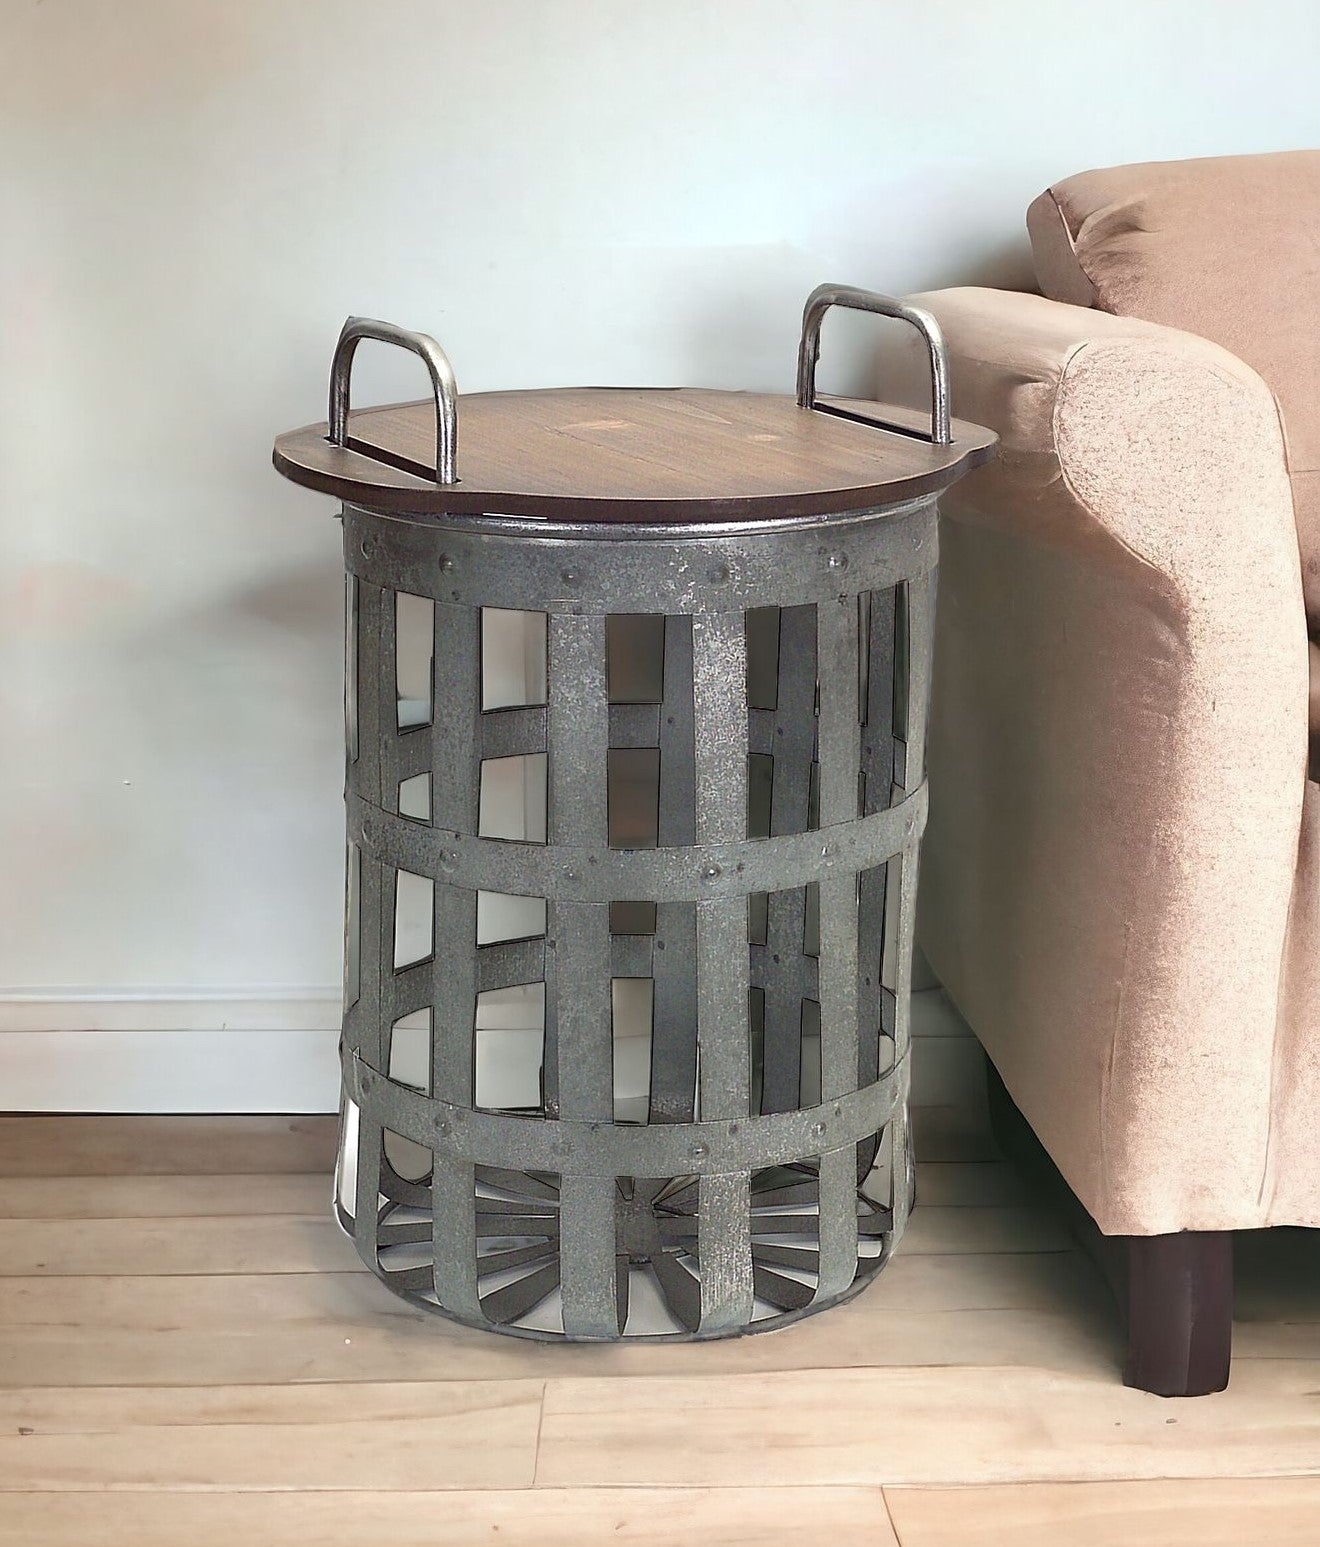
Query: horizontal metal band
610 931 655 977
482 705 547 761
349 784 926 903
344 501 937 617
750 941 818 1000
387 726 432 783
609 702 662 749
342 930 656 1057
748 704 814 760
377 697 777 791
345 1043 908 1178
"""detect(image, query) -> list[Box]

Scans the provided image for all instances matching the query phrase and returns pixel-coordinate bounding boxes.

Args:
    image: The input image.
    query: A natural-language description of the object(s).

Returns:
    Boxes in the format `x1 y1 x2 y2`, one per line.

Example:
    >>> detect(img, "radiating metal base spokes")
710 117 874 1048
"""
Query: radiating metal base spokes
368 1146 898 1339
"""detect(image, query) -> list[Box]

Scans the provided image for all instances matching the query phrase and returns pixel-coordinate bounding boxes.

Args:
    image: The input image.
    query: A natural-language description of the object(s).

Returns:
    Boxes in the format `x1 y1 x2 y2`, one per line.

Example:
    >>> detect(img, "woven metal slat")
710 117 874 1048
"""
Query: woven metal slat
814 594 864 1301
423 599 482 1319
691 611 754 1335
547 613 619 1338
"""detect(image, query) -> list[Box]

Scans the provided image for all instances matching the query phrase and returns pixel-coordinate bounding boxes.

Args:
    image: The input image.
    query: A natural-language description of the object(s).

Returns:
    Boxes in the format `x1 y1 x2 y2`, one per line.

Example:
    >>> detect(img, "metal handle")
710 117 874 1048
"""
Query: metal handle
329 316 459 484
796 284 951 446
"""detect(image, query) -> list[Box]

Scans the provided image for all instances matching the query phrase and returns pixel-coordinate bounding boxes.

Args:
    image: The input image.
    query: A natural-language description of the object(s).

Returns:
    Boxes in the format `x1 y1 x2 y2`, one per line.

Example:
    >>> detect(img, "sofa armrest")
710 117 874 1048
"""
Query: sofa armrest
904 287 1295 583
899 287 1308 1233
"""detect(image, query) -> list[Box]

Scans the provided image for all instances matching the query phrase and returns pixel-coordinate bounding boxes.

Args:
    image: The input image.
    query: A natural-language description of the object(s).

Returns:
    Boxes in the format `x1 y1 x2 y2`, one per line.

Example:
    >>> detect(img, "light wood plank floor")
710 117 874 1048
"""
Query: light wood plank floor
2 1107 1319 1545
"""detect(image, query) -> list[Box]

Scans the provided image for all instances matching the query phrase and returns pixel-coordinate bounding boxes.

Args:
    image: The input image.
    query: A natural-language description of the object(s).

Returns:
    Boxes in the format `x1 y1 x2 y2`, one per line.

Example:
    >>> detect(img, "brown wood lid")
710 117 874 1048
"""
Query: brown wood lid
272 387 995 523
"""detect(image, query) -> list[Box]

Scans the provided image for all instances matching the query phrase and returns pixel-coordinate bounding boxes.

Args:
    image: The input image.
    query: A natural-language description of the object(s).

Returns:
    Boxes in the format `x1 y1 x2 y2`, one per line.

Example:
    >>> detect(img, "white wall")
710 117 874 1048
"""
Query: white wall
4 0 1319 1108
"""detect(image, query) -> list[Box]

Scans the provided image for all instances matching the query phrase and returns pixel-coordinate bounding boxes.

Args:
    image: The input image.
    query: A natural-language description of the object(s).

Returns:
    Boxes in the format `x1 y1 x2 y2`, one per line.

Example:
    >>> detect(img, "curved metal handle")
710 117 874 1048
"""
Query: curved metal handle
329 316 459 484
796 284 951 446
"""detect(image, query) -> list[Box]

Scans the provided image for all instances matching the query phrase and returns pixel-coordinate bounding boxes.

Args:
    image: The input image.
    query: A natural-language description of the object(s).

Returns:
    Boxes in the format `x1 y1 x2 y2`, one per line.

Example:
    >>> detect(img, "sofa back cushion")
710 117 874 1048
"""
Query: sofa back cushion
1028 151 1320 634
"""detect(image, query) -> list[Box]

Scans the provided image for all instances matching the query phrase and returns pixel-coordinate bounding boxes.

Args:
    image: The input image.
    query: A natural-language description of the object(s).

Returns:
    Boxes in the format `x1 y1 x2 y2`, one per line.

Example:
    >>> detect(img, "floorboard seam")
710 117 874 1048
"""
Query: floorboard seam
879 1484 907 1544
530 1380 548 1488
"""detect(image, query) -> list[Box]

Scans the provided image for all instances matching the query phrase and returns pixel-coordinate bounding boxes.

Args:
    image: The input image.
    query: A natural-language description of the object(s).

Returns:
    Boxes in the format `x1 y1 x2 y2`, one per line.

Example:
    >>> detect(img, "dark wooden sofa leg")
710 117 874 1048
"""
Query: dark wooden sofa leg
1123 1231 1233 1397
986 1059 1233 1396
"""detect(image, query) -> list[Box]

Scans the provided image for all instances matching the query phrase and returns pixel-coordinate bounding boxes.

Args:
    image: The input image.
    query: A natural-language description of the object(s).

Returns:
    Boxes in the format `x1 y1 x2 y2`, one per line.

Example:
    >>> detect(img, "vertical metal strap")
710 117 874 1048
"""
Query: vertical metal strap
376 587 401 815
900 570 935 799
343 841 362 1012
354 580 389 809
814 594 862 1299
351 578 395 1266
651 615 697 1124
888 569 934 1240
761 604 817 1114
547 613 618 1337
353 852 389 1262
692 611 754 1333
432 600 482 828
886 576 933 1059
858 585 897 1095
429 600 482 1318
345 571 360 768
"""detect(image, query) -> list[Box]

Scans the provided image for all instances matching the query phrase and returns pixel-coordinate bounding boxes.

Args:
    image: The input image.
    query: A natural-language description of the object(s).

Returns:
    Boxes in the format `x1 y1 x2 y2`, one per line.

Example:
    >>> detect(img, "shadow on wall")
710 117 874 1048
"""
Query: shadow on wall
229 555 346 639
937 237 1036 293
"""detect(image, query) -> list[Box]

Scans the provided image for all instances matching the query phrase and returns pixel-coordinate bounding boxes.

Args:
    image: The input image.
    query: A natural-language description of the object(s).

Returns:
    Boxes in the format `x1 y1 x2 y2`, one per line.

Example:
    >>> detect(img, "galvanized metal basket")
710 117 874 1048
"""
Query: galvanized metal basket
273 287 994 1340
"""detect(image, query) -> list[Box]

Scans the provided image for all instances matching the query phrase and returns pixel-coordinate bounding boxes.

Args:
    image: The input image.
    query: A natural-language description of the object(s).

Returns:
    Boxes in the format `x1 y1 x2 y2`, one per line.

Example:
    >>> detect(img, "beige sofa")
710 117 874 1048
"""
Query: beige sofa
906 151 1320 1394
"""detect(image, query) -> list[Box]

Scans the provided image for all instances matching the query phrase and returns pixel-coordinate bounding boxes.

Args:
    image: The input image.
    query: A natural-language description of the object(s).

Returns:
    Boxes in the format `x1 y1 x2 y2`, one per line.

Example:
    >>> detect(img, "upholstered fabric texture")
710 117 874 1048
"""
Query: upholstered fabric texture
1027 152 1320 663
901 287 1310 1234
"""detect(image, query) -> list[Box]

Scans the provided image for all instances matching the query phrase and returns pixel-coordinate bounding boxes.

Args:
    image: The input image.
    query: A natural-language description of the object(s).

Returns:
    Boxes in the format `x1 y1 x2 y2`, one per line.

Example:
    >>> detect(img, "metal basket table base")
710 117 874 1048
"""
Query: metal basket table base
273 286 995 1341
335 504 930 1339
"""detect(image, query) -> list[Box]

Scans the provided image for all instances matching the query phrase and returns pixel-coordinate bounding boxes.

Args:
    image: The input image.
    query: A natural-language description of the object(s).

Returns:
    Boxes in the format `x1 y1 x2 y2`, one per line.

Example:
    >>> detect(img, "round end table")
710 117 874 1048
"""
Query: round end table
273 286 995 1341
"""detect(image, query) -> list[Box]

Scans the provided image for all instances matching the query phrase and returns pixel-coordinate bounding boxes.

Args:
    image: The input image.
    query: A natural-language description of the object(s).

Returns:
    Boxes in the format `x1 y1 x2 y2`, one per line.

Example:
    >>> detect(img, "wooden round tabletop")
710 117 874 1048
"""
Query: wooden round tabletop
273 387 995 524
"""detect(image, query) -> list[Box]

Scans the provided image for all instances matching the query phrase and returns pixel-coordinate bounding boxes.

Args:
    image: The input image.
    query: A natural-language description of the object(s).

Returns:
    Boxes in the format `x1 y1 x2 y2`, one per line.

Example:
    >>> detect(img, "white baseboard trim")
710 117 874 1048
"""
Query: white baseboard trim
0 1028 341 1114
0 989 343 1035
0 989 977 1114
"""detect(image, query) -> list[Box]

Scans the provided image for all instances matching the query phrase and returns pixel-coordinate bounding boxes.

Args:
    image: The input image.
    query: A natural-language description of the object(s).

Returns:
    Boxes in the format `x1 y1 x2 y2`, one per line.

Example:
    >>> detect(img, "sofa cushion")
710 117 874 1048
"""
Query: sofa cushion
1028 151 1320 638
